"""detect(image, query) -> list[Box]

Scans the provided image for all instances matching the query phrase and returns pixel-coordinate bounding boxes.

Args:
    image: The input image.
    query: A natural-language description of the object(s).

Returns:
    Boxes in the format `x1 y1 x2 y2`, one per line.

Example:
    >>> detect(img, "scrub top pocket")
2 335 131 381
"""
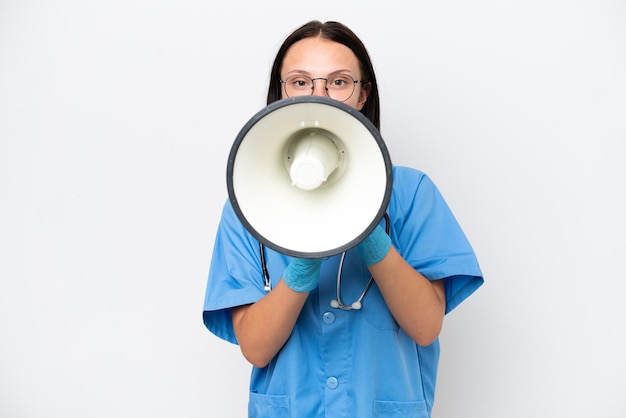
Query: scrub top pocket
248 392 289 418
364 285 400 331
373 399 430 417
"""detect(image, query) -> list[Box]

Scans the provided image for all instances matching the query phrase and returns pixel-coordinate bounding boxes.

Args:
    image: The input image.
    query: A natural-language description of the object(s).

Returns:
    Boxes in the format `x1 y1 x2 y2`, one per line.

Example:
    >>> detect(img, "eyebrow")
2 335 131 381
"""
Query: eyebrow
284 69 356 78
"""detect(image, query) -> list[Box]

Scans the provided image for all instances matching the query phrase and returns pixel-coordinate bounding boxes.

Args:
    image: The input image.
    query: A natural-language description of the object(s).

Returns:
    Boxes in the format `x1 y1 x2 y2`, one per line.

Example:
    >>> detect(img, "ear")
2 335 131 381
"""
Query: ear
356 82 370 111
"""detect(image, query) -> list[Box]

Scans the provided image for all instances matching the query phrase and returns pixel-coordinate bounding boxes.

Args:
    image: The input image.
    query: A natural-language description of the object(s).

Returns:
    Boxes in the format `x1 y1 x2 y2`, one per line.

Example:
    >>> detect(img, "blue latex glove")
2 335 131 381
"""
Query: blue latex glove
283 257 323 292
357 225 392 266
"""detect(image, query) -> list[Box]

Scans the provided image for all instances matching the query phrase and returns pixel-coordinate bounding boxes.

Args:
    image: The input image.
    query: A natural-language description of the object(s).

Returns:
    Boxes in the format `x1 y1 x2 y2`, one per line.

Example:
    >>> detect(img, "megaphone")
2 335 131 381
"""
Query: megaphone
227 96 393 258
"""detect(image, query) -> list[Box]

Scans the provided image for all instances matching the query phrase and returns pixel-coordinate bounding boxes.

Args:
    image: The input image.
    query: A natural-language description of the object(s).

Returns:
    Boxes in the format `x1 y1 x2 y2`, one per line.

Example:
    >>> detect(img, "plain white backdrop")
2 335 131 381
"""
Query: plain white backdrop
1 1 624 417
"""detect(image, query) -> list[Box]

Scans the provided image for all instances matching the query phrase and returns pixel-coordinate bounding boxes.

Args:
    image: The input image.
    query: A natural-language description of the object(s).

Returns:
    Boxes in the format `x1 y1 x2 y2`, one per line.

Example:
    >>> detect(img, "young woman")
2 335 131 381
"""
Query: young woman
203 20 484 418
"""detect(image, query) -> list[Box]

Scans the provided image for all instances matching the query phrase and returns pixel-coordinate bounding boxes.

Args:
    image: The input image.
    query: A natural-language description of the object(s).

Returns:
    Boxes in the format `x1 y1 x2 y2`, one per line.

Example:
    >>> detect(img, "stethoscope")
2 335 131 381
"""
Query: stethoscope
260 213 390 311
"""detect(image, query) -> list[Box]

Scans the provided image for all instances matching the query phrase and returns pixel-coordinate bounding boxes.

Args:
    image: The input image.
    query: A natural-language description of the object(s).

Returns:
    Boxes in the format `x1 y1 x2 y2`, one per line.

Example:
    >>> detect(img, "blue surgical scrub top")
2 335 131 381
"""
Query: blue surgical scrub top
203 166 484 418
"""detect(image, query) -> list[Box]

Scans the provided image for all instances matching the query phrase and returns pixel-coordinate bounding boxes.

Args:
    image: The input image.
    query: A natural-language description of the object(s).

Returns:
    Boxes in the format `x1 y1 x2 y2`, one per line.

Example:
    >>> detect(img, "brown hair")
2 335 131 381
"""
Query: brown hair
266 20 381 130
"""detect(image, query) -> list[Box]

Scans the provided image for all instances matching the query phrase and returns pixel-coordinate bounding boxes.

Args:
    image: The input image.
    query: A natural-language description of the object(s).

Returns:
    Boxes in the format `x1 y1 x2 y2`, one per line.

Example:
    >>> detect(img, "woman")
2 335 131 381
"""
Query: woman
203 20 484 418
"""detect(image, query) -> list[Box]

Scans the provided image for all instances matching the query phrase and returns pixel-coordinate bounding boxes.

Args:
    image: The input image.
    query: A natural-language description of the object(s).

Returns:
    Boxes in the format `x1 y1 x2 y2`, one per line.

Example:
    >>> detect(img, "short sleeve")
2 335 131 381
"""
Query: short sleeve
389 167 484 314
202 200 267 344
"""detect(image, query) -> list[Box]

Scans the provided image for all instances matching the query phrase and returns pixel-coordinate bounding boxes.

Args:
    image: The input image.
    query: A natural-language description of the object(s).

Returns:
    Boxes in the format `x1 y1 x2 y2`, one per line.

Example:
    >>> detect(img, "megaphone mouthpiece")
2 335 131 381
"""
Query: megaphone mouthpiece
288 130 341 191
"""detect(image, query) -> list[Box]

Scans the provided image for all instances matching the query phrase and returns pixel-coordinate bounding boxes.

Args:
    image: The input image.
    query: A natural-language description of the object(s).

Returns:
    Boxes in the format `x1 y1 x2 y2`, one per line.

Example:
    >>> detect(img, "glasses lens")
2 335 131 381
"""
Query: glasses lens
283 75 314 98
326 75 356 102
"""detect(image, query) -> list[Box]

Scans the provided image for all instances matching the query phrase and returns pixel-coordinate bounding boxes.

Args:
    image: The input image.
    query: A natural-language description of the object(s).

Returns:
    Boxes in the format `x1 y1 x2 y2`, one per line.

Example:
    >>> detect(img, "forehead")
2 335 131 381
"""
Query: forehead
282 37 361 75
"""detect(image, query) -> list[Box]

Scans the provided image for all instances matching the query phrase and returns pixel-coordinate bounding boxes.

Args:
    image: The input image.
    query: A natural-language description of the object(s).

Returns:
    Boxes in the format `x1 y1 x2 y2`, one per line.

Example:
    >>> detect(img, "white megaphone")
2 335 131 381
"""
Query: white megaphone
226 96 393 258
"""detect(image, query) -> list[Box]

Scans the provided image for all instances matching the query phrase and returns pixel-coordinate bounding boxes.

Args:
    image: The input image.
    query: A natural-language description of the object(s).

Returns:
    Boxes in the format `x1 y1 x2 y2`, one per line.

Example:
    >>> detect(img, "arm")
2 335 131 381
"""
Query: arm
231 257 321 368
358 225 446 346
368 246 446 346
232 279 308 368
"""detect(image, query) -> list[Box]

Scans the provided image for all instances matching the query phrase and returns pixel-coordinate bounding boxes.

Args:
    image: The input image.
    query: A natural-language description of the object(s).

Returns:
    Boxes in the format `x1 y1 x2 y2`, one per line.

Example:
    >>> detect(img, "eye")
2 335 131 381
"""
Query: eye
329 75 353 89
288 76 312 89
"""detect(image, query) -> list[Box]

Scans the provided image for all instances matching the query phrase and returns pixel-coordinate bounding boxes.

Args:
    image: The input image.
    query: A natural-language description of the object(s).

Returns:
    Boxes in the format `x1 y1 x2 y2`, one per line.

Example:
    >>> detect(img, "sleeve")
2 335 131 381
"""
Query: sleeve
202 200 267 344
390 167 484 314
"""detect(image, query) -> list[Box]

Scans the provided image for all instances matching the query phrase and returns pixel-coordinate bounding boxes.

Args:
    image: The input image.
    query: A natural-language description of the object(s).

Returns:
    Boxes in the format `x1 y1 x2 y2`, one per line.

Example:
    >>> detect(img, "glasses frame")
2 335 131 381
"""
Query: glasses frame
280 74 362 102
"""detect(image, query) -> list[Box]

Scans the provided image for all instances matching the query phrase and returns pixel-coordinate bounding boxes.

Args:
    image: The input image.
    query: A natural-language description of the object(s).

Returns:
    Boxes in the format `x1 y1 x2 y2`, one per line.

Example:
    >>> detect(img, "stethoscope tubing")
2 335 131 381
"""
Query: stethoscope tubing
260 213 390 311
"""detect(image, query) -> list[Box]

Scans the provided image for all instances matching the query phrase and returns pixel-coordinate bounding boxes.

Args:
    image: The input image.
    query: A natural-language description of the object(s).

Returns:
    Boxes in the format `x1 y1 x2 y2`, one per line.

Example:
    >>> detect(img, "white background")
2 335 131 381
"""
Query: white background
1 1 624 417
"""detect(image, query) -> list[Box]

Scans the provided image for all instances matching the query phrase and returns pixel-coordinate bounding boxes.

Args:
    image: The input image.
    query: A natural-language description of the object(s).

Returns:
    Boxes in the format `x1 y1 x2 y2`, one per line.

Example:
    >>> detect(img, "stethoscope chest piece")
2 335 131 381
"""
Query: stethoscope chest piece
330 298 363 310
330 250 375 311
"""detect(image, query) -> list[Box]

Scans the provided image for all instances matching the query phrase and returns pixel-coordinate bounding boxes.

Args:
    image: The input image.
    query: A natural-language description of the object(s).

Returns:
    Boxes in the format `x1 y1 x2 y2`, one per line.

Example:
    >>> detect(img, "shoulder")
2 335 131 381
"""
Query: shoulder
391 165 435 187
390 165 438 202
392 165 425 180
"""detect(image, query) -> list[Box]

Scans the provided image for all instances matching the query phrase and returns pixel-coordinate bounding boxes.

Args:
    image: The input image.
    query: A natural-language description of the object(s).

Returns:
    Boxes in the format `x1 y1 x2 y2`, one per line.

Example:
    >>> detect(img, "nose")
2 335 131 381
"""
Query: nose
311 78 328 97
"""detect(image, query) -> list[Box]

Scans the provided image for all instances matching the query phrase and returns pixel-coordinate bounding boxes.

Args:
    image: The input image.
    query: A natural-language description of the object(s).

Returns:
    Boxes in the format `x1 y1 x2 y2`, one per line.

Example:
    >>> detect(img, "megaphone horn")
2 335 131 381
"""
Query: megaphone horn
226 96 393 258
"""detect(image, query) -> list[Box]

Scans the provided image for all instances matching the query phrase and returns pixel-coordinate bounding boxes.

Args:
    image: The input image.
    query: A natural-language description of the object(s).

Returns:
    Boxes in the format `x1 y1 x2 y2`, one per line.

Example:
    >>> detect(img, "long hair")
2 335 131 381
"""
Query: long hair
266 21 381 130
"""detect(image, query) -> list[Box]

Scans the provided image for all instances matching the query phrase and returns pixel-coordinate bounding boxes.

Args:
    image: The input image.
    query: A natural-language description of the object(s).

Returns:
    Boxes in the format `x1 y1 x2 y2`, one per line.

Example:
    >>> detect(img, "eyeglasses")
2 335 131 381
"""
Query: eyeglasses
280 74 362 102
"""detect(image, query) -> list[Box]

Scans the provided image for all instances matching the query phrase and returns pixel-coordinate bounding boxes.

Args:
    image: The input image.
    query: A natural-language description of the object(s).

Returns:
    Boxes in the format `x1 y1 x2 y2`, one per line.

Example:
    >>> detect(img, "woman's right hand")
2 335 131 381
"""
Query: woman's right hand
283 257 323 292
